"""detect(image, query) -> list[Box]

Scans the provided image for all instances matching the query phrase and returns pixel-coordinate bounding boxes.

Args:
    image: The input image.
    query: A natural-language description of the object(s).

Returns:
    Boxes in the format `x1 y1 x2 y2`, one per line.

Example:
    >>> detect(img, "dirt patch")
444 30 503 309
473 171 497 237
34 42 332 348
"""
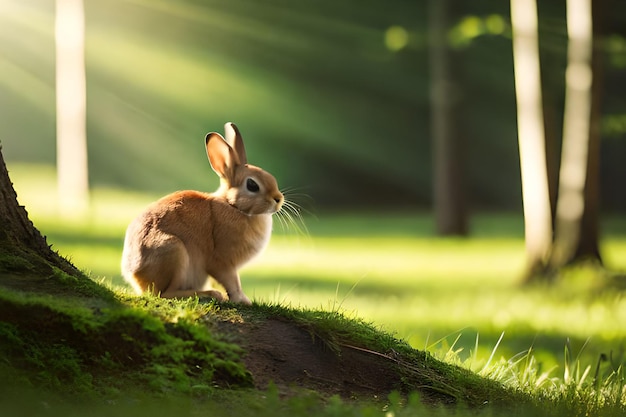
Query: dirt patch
219 317 454 403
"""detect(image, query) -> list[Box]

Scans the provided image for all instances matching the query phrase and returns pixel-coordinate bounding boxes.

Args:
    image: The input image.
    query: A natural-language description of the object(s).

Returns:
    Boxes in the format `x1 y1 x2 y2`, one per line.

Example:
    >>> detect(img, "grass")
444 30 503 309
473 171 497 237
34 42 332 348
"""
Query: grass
5 163 626 415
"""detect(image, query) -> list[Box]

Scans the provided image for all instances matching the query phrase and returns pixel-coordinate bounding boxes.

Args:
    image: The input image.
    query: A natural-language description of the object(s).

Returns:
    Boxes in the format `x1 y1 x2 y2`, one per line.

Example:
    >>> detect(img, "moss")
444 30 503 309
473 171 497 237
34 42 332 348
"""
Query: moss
49 267 118 301
0 288 252 400
0 236 251 397
0 251 36 272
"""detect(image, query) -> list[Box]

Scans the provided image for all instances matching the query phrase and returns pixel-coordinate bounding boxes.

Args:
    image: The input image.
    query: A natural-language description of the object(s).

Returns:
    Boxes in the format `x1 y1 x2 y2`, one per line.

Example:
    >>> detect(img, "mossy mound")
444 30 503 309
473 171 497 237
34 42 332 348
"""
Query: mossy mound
0 266 527 413
0 272 252 401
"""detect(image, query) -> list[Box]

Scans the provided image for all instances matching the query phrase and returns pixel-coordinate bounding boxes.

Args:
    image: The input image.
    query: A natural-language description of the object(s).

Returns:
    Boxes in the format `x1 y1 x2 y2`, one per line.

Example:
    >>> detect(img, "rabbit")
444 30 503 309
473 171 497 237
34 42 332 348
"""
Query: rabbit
121 122 284 304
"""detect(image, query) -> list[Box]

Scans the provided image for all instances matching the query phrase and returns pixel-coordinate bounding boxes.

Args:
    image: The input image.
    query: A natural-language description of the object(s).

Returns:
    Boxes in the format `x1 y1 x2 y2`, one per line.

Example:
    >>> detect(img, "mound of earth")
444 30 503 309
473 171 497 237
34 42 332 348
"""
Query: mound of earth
0 268 513 408
215 312 502 406
1 271 522 411
222 318 412 400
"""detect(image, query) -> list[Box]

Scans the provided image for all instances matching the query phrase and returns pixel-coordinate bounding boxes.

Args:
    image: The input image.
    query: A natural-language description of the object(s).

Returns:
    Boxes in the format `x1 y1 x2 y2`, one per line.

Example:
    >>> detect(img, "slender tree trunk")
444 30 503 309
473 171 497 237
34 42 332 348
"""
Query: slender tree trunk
574 0 603 263
550 0 601 268
430 0 468 236
56 0 89 215
510 0 553 280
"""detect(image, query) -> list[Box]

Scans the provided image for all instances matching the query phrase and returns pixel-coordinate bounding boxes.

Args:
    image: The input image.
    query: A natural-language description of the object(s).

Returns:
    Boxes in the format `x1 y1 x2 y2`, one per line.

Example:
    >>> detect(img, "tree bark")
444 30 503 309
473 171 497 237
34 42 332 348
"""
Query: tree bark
0 145 80 277
430 0 468 236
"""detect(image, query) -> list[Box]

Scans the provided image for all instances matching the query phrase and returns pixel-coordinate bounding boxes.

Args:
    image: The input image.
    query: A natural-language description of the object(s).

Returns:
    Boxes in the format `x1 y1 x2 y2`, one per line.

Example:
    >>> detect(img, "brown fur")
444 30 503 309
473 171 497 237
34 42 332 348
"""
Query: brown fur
121 123 283 304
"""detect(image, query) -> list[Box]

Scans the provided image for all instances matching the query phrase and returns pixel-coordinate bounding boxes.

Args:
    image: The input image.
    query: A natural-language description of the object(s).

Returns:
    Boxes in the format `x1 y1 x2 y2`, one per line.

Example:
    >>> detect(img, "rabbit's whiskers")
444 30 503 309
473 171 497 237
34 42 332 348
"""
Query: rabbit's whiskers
275 192 309 236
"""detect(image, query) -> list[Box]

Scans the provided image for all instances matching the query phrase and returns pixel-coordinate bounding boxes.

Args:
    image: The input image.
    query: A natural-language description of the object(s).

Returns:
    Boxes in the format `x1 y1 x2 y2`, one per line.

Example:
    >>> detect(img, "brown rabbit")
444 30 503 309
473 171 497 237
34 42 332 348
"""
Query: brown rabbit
121 123 283 304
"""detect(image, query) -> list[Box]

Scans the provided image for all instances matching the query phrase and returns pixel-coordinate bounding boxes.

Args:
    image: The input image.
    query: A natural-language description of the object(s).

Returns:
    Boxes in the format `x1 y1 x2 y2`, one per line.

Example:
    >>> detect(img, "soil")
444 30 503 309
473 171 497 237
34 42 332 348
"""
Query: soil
219 317 454 403
226 318 393 399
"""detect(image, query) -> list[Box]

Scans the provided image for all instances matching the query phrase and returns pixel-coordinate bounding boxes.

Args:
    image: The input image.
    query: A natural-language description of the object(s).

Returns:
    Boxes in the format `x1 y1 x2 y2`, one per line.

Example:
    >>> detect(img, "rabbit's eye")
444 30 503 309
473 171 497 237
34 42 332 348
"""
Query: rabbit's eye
246 178 260 192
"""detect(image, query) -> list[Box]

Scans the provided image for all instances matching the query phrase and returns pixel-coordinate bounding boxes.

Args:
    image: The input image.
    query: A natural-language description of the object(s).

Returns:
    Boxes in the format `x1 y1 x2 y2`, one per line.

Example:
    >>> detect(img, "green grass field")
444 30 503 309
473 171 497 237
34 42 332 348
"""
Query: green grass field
8 163 626 409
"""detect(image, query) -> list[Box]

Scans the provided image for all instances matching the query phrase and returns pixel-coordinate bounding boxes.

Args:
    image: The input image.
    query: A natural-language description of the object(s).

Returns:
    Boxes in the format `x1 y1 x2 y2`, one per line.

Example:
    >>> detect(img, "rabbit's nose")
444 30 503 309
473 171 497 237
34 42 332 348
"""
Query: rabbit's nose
273 194 284 208
273 192 284 204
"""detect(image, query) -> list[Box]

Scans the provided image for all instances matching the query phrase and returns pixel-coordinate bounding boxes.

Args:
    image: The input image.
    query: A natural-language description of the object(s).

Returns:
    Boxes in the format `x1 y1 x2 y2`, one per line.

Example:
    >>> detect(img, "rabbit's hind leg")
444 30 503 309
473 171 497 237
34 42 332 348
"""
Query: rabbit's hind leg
131 236 190 296
129 236 223 301
157 239 224 300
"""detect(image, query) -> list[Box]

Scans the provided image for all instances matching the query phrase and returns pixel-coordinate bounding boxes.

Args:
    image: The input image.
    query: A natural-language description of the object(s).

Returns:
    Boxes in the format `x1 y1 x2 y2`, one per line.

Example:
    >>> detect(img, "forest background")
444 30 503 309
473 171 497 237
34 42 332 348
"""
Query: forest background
3 0 626 212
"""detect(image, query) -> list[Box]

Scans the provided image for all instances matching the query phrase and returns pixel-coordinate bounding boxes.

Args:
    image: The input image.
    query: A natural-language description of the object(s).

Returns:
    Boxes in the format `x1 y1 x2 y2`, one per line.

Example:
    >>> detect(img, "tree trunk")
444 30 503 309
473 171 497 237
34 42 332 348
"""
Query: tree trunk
0 145 80 278
56 0 89 215
549 0 602 269
574 0 604 263
510 0 553 280
430 0 468 236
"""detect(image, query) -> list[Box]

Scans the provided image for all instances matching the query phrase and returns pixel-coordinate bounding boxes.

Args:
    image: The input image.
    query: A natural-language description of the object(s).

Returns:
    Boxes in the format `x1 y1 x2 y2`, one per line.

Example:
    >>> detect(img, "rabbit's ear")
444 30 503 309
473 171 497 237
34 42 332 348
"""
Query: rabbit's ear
205 132 241 179
224 122 248 165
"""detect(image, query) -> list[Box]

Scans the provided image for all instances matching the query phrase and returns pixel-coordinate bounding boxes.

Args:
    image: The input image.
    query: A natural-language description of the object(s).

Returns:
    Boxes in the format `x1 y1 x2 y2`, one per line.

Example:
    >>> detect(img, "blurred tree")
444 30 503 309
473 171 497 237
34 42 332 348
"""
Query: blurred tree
576 0 604 262
56 0 89 215
510 0 553 279
429 0 468 236
549 0 603 269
